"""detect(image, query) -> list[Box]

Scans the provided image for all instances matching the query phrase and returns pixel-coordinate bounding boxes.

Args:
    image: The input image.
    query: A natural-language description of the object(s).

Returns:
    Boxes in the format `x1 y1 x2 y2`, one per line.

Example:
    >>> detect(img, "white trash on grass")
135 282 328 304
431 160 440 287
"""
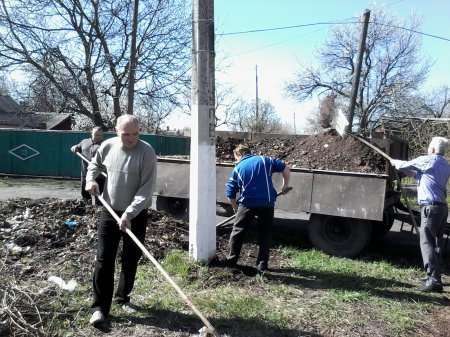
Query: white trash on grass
48 276 78 292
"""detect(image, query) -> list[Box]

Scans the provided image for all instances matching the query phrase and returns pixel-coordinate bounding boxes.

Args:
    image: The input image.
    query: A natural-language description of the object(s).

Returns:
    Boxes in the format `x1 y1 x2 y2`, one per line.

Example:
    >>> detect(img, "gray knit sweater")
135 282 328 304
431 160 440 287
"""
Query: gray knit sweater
86 137 157 219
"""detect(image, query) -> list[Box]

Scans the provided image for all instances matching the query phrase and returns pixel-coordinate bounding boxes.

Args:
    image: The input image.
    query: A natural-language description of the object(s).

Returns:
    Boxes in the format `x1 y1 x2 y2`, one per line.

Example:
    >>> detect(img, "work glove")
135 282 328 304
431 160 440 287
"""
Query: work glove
85 181 99 195
119 213 131 232
390 159 403 170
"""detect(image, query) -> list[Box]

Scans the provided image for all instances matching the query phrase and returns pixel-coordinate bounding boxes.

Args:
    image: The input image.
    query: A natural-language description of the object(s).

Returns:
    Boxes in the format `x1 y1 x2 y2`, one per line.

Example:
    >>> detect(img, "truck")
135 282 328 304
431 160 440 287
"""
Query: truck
153 134 422 258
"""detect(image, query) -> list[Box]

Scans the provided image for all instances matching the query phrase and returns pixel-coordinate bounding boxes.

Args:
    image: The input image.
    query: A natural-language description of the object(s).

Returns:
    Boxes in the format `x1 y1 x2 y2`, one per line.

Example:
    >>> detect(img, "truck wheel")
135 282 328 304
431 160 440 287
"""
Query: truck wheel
372 207 395 239
156 197 188 217
309 214 373 257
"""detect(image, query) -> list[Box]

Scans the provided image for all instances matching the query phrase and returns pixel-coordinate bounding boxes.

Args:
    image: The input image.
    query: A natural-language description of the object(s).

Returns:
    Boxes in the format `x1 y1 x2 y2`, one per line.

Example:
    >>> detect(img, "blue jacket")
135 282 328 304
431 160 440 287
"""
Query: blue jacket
225 154 286 208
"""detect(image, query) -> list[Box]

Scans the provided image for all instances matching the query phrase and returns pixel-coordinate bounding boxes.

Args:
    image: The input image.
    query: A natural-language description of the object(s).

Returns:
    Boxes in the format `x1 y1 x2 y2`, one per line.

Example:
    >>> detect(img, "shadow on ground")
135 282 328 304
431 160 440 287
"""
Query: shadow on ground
216 217 450 306
111 307 322 337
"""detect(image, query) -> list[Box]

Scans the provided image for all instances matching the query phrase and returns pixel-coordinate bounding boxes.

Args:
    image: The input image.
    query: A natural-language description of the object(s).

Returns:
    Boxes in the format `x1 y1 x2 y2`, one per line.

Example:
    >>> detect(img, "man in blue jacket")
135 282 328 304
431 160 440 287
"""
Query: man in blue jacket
224 144 290 274
391 136 450 292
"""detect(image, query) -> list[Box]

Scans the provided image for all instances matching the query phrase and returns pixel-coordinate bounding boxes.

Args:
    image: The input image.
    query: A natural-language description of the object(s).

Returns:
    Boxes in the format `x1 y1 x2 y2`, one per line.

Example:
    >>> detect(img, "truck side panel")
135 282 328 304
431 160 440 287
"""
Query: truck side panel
310 173 386 221
155 160 387 221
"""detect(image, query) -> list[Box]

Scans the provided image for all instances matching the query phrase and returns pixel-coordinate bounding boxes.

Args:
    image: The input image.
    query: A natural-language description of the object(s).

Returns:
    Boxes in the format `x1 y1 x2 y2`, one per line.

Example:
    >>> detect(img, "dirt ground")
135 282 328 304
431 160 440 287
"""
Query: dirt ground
2 198 450 337
216 132 387 173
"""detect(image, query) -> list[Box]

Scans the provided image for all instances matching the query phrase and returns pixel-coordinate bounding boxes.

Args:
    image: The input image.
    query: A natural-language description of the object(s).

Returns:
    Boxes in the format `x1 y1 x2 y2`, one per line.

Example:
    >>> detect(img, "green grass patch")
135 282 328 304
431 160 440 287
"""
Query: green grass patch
282 248 421 283
42 247 441 337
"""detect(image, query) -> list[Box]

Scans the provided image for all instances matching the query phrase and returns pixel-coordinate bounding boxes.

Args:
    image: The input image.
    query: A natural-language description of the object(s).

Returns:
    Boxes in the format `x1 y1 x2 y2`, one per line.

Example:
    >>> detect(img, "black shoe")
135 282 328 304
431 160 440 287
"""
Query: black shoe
419 282 443 293
209 257 237 268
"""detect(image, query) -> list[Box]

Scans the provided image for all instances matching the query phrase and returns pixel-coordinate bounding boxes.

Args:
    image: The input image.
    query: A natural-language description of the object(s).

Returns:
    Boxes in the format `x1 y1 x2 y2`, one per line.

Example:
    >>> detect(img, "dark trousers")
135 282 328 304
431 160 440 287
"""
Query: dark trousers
81 175 105 201
227 205 274 268
420 204 448 284
92 208 147 316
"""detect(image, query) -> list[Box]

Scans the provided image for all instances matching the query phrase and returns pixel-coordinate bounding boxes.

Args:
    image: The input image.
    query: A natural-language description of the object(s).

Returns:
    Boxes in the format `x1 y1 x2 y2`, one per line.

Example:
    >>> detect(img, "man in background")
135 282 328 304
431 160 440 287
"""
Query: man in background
70 126 105 201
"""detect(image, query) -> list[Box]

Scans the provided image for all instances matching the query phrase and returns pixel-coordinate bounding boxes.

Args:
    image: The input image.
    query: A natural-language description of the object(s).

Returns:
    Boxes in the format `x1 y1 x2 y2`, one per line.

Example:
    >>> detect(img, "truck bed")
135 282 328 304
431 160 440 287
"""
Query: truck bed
156 158 388 221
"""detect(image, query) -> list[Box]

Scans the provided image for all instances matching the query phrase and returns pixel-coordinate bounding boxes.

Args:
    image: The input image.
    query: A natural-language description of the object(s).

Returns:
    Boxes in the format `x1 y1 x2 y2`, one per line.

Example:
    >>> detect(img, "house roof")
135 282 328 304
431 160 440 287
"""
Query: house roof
0 95 22 114
0 95 71 129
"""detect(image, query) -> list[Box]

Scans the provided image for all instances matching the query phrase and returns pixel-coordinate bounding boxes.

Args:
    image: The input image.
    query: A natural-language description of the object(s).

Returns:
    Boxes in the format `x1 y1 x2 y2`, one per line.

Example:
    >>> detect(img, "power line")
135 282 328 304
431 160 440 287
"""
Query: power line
217 20 450 43
373 23 450 43
216 21 358 36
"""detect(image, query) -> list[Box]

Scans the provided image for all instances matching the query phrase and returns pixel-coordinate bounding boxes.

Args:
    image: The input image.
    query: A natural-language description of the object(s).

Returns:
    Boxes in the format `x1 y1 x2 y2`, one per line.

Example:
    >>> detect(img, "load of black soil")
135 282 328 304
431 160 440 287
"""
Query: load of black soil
216 131 387 173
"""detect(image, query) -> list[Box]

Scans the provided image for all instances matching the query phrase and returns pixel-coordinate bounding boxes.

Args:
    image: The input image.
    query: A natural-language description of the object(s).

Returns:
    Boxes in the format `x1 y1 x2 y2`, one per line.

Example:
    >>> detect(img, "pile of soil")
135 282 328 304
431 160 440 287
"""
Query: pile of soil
216 131 387 173
1 198 270 336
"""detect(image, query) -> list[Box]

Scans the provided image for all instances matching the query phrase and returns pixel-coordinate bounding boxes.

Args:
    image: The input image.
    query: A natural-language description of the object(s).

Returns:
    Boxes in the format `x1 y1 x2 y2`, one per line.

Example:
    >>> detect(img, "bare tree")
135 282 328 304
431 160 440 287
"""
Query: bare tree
286 9 429 133
230 99 282 134
180 81 240 128
135 92 172 133
0 0 190 128
421 86 450 118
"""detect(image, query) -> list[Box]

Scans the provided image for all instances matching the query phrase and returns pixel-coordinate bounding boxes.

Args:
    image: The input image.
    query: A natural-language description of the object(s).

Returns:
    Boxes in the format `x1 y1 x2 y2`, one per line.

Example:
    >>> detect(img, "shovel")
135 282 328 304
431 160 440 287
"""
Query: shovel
75 152 218 336
216 187 293 228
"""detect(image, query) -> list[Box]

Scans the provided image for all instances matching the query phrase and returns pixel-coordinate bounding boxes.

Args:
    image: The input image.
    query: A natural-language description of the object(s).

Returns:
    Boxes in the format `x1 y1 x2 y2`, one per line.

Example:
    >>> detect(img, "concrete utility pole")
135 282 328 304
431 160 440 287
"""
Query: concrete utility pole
346 9 370 133
255 64 259 127
127 0 139 115
189 0 216 262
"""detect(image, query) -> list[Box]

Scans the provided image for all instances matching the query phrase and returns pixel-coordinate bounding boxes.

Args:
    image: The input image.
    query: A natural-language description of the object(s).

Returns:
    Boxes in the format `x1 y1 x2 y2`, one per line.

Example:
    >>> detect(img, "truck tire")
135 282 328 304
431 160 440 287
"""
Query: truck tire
372 207 395 239
308 214 373 257
155 196 188 217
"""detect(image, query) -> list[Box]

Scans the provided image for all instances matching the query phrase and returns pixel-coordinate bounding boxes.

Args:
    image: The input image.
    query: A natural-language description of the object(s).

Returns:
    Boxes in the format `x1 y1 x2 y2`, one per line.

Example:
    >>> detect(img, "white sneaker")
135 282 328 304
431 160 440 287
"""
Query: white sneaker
89 310 105 326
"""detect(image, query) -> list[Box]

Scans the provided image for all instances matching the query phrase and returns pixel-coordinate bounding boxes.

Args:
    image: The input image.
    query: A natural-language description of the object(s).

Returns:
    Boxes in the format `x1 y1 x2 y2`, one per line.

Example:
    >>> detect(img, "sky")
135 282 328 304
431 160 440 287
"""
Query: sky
166 0 450 133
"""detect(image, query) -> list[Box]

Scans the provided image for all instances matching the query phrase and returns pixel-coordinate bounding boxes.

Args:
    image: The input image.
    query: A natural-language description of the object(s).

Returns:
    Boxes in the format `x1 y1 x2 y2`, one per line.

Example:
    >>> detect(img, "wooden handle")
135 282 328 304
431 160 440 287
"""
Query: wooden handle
351 135 393 161
75 152 107 178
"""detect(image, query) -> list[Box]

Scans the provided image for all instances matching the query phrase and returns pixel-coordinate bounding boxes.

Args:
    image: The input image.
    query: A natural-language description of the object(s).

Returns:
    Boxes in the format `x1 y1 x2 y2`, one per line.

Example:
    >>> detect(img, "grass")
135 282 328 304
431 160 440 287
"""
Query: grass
42 247 445 337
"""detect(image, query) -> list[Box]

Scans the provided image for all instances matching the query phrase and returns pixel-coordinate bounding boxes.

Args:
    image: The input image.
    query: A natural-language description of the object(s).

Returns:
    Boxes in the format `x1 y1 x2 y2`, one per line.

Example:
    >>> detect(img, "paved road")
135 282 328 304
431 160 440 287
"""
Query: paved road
0 176 79 200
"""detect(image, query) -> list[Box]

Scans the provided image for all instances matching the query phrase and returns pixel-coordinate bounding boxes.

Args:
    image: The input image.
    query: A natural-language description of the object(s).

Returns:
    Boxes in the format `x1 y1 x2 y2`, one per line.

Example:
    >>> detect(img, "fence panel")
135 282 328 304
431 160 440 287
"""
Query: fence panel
1 129 190 178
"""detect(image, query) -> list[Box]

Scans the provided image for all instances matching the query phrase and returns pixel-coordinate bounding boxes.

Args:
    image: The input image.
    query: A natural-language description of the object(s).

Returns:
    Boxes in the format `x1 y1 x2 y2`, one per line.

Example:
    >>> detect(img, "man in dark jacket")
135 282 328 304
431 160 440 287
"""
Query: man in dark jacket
70 127 105 201
224 144 290 273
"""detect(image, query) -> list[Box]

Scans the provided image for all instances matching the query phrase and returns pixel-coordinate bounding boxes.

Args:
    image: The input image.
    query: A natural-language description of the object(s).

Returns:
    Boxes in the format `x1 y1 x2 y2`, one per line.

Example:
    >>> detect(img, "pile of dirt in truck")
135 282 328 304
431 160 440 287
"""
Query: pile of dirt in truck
216 132 387 173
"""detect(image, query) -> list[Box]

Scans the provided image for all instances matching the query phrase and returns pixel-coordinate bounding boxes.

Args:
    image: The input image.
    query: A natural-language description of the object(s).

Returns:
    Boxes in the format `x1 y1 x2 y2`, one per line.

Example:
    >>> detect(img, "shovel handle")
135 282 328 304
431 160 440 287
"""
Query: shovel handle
217 187 293 228
351 135 393 161
74 152 107 178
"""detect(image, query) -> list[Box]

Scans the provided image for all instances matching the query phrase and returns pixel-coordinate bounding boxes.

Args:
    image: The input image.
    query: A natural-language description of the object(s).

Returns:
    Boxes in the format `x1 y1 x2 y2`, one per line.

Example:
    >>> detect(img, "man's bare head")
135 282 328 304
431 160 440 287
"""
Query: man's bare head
116 115 140 149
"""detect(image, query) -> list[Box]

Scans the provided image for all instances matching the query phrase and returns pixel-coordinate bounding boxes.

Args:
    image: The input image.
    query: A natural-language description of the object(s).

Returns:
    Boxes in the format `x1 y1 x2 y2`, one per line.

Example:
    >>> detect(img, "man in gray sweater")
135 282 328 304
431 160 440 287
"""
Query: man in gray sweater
85 115 157 327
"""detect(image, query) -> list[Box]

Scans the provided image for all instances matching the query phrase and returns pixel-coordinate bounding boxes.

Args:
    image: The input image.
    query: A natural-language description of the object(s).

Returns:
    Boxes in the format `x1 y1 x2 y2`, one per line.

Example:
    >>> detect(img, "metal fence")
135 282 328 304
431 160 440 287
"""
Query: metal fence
1 128 190 178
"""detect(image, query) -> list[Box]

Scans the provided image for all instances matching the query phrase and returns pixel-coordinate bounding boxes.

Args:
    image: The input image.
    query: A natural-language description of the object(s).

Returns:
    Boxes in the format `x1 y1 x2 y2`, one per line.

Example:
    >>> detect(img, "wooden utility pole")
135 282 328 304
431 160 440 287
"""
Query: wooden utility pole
189 0 216 262
127 0 139 115
346 9 370 133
